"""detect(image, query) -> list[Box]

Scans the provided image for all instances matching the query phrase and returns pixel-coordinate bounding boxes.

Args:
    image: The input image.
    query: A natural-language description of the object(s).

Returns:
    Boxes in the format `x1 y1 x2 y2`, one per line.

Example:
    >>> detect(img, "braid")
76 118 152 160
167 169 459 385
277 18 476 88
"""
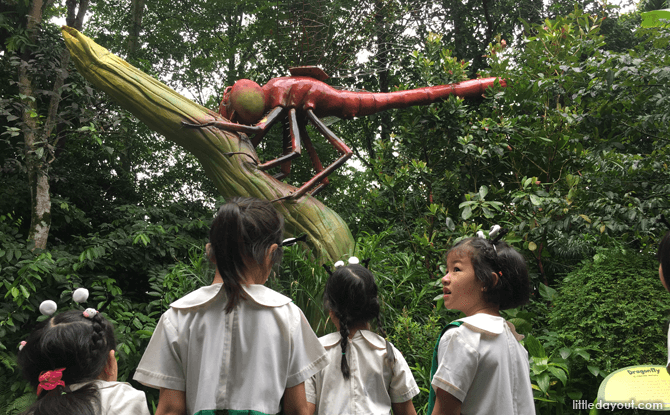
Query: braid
87 314 108 371
338 314 351 379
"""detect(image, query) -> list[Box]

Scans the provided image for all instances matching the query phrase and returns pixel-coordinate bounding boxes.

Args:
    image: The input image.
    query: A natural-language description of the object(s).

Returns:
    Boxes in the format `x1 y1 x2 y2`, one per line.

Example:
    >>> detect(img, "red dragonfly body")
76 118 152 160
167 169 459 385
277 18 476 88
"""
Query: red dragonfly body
260 75 505 119
185 67 505 201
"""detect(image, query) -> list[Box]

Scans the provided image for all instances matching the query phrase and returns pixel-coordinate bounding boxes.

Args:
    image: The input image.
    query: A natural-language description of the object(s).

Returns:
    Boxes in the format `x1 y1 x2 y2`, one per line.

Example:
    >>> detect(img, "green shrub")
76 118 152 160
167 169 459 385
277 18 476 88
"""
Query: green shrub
549 248 669 405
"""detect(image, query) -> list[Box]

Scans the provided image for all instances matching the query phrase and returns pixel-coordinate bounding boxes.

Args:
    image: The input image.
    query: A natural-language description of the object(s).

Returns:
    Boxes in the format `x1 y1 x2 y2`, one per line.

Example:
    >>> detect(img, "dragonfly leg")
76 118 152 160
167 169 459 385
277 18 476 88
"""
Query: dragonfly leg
282 109 352 200
300 123 329 196
257 108 302 174
251 106 285 147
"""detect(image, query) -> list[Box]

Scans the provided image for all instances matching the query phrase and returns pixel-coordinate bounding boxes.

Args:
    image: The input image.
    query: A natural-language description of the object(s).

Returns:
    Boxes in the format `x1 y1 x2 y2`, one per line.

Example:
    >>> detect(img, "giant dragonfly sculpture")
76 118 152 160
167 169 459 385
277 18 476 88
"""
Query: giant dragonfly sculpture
184 66 505 201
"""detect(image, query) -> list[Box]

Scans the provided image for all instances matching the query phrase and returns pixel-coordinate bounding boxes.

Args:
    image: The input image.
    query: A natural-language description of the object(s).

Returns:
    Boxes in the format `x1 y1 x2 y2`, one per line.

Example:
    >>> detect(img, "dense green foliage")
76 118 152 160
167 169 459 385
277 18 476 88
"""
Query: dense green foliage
549 249 669 400
2 0 670 414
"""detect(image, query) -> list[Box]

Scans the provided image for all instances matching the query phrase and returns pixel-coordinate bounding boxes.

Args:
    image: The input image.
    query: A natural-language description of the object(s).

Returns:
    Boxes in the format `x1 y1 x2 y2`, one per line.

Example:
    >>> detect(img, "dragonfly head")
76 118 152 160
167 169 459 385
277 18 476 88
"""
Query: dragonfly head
219 80 266 125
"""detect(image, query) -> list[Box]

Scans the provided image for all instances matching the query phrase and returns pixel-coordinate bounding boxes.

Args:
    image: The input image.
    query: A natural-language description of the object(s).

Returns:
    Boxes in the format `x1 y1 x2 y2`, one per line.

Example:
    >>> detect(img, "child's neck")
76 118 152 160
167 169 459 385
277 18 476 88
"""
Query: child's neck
465 304 501 317
333 321 370 338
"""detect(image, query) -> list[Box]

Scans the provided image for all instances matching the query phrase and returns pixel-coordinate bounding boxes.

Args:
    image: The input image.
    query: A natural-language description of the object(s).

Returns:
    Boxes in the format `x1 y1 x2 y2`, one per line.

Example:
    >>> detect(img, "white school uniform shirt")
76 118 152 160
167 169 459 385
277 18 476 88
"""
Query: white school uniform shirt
431 313 535 415
133 283 329 415
305 330 419 415
666 325 670 374
69 380 150 415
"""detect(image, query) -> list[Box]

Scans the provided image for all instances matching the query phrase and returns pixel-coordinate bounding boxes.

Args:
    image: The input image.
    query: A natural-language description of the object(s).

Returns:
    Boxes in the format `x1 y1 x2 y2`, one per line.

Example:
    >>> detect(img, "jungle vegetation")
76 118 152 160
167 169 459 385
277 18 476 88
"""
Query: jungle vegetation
1 0 669 413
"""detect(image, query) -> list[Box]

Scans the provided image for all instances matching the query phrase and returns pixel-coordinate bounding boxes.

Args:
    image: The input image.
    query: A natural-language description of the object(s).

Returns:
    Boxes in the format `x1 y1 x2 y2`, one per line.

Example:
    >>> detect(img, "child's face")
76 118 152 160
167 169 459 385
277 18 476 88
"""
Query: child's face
441 248 489 316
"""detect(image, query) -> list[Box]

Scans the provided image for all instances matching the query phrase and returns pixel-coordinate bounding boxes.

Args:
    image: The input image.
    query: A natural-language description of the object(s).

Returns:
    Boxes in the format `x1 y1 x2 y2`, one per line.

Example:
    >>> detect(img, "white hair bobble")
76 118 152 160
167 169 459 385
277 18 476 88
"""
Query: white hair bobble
73 288 89 303
489 225 501 239
83 308 98 319
39 300 57 316
334 257 360 268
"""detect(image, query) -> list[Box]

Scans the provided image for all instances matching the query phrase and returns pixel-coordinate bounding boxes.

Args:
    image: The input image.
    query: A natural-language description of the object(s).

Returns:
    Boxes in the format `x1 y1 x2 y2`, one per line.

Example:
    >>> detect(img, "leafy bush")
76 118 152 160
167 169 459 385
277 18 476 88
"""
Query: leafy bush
548 248 670 403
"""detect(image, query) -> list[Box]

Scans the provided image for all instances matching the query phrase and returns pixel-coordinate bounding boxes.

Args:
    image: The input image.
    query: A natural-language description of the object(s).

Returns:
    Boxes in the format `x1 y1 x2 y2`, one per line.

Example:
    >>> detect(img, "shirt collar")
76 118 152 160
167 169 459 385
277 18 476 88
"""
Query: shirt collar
320 330 386 350
457 313 524 340
170 283 292 310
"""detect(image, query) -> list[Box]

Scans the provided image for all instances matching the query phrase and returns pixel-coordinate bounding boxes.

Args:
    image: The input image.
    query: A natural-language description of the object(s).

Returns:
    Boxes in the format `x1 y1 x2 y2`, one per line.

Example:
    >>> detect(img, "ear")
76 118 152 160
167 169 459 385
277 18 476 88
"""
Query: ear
206 243 216 263
98 350 117 381
266 243 279 266
491 271 499 287
482 272 500 292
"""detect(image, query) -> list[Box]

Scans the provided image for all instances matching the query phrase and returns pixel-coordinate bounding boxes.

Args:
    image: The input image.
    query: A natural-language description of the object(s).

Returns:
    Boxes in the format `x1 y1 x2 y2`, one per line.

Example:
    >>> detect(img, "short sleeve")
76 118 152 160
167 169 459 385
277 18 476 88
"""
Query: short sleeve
285 305 329 388
133 312 186 391
389 346 420 403
98 382 151 415
431 328 478 402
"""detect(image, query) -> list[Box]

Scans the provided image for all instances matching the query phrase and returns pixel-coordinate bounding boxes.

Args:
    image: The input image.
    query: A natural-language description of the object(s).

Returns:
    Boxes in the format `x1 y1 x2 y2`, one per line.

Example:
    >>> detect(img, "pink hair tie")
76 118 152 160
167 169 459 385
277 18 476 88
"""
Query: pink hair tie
36 368 66 395
19 341 26 351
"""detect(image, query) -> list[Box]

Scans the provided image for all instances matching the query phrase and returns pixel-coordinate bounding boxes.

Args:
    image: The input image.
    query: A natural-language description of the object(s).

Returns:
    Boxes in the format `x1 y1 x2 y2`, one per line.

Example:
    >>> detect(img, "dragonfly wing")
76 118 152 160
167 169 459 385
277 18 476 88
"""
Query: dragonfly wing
319 115 342 126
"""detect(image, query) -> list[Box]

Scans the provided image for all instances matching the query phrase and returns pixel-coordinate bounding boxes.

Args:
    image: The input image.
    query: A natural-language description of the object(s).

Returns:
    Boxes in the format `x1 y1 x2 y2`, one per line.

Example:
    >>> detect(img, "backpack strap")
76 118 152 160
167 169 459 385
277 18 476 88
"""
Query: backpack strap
426 321 464 415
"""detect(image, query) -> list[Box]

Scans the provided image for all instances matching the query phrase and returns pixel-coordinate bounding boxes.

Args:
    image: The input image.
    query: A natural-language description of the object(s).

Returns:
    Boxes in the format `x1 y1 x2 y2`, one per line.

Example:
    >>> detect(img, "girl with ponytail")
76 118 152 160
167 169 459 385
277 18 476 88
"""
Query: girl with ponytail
134 197 328 415
305 258 419 415
18 309 150 415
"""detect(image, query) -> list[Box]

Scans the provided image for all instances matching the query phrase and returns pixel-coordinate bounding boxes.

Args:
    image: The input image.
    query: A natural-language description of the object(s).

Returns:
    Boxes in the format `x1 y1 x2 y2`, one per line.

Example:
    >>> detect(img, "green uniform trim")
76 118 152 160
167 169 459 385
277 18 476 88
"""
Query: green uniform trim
195 410 275 415
426 321 464 415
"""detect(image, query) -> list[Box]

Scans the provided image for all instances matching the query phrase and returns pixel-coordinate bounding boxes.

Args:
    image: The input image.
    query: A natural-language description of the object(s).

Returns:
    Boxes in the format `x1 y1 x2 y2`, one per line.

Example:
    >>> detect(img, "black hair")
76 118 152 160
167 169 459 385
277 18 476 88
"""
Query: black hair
658 230 670 289
208 197 284 313
323 264 395 379
17 310 117 415
447 236 530 310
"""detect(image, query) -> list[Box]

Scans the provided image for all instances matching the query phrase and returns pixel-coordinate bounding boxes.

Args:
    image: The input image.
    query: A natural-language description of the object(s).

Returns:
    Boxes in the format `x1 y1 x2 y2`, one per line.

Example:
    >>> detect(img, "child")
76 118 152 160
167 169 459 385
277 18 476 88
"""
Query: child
134 197 329 415
658 230 670 373
305 259 419 415
428 229 535 415
18 309 150 415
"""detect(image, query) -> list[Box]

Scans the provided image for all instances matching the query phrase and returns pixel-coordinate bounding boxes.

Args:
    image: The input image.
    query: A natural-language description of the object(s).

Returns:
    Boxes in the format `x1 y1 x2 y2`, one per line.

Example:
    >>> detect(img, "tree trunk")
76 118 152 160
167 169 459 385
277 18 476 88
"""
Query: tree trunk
127 0 145 62
19 0 50 250
19 0 89 250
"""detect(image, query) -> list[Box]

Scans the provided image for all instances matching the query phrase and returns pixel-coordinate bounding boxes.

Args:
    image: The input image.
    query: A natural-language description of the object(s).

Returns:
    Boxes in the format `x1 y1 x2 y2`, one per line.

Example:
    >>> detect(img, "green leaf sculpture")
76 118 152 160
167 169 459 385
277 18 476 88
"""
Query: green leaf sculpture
61 26 354 262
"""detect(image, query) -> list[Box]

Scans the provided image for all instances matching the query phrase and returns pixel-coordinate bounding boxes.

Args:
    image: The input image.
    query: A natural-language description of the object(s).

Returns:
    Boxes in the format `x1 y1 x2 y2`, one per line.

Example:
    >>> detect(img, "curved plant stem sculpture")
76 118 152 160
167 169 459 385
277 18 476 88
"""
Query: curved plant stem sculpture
61 26 354 262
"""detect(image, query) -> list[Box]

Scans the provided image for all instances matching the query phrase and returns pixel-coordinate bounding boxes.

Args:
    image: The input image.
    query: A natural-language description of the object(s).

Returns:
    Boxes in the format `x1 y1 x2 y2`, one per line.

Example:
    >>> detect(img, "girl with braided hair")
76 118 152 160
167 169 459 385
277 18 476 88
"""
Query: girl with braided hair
428 228 535 415
305 259 419 415
17 309 150 415
134 197 328 415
